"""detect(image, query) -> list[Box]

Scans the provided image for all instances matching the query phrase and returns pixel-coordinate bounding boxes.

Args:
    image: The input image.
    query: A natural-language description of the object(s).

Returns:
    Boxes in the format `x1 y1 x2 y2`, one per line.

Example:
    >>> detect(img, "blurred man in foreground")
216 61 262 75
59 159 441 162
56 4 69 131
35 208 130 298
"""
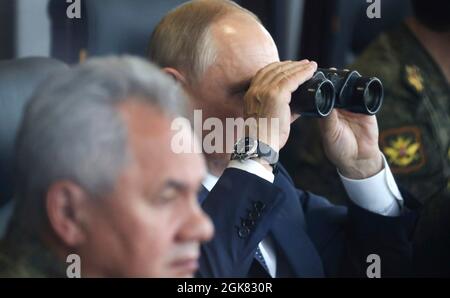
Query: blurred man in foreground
0 57 213 277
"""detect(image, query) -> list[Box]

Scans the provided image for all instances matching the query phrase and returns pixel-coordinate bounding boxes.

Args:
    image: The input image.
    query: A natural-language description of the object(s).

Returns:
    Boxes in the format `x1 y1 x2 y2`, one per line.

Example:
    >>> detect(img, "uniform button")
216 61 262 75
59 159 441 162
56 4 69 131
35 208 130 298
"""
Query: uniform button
241 218 255 228
248 210 261 220
237 227 250 238
253 201 266 212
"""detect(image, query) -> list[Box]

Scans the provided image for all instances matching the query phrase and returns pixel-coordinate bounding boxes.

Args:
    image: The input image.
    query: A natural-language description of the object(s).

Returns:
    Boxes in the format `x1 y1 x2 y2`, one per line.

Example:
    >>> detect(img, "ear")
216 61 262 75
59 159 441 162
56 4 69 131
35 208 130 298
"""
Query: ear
46 181 91 247
163 67 188 85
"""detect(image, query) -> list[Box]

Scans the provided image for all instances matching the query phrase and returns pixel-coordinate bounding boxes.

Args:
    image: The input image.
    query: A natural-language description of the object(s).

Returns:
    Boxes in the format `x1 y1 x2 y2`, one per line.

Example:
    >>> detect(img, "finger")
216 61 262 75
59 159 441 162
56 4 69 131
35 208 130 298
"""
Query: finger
258 60 310 86
273 61 316 86
317 109 339 140
274 61 318 95
251 61 292 85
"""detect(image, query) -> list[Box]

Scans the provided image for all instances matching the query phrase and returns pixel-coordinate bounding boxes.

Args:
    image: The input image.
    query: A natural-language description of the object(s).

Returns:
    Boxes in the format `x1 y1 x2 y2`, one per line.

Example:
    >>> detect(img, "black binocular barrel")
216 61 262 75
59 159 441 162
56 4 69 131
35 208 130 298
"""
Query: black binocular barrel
290 72 335 117
290 68 383 117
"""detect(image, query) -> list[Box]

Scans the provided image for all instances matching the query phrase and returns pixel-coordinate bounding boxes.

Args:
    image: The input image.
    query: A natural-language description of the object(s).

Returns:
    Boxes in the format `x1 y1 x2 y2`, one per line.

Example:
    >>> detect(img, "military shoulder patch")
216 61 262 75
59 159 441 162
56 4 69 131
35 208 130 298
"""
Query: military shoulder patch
404 65 424 94
380 126 425 174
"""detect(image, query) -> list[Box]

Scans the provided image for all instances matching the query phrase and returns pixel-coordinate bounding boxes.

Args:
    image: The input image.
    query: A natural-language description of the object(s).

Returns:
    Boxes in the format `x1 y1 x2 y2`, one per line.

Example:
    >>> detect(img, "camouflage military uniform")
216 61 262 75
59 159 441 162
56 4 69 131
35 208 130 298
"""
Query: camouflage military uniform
0 230 66 277
282 23 450 276
353 23 449 277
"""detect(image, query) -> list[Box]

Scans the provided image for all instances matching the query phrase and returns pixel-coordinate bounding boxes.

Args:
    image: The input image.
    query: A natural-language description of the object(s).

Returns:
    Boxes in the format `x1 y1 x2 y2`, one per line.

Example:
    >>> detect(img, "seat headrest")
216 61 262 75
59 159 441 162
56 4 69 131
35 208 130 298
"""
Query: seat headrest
0 57 68 207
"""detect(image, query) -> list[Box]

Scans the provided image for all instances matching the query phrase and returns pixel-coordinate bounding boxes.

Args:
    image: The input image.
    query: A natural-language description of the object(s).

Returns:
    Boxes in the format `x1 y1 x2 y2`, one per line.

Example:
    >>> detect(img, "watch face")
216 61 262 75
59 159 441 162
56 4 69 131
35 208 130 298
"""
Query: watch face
235 137 258 155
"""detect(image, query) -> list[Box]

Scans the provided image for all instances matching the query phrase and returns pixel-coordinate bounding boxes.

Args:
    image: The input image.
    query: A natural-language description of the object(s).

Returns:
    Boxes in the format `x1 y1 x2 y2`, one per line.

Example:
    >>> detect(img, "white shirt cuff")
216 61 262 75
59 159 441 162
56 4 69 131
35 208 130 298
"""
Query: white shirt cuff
339 154 404 216
228 159 275 183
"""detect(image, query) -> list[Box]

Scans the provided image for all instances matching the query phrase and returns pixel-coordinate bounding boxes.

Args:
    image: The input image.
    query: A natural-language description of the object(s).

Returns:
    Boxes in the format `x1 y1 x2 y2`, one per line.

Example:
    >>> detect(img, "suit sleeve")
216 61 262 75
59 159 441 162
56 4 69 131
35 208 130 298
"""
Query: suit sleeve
302 186 419 277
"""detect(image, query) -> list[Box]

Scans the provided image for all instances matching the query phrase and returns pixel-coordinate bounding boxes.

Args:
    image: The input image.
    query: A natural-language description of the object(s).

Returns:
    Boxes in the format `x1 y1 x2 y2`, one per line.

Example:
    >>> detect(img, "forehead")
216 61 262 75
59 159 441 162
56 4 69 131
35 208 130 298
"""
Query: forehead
210 13 280 80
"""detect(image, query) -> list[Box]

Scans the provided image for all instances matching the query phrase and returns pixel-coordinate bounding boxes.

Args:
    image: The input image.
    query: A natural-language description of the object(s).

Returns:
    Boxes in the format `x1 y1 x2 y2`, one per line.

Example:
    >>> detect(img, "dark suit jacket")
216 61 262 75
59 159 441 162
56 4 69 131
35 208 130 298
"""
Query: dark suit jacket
197 165 418 277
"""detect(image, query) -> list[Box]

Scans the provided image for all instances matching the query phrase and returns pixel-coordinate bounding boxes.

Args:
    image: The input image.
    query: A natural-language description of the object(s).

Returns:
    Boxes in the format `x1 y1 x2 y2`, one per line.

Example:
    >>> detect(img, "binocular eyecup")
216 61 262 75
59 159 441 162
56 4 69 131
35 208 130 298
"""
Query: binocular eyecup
290 68 384 117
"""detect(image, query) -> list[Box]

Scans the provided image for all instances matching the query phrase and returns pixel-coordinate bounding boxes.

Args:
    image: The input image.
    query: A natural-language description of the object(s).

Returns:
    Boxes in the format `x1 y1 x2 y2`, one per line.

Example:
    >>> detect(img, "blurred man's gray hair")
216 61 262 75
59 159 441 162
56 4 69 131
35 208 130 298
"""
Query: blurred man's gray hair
11 56 187 233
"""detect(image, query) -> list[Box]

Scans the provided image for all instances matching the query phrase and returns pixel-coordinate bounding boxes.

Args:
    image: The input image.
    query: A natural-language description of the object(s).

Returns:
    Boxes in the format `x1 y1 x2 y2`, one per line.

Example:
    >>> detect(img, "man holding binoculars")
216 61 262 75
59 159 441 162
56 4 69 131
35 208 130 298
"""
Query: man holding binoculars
149 0 418 277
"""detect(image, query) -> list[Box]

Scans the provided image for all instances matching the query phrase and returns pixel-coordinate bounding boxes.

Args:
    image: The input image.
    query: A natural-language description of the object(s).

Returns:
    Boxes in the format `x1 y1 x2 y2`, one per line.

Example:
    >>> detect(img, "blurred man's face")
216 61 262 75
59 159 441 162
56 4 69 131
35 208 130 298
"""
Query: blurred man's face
188 12 280 155
77 101 213 277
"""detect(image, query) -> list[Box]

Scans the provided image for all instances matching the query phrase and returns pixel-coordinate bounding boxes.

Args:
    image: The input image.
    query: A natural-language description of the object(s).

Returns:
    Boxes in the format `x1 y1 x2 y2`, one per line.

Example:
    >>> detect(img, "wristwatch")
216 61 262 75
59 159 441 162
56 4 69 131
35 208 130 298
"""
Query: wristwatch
230 137 279 167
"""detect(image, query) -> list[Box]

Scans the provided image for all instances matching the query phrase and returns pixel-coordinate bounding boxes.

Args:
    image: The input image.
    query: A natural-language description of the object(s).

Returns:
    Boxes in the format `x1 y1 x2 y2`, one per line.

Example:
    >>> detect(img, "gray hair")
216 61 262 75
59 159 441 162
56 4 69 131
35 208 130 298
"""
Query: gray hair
148 0 260 83
11 56 187 233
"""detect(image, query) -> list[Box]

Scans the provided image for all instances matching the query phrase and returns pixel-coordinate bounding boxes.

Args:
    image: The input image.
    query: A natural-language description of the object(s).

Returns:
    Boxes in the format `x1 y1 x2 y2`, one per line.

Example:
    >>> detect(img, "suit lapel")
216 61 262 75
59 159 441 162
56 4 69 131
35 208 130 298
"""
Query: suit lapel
198 185 209 205
198 169 325 277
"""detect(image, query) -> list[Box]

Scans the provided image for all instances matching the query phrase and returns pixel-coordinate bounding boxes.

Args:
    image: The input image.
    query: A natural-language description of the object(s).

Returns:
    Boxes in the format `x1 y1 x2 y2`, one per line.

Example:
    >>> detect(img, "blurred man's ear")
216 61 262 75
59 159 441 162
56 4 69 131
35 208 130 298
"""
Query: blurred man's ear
163 67 188 85
46 181 91 247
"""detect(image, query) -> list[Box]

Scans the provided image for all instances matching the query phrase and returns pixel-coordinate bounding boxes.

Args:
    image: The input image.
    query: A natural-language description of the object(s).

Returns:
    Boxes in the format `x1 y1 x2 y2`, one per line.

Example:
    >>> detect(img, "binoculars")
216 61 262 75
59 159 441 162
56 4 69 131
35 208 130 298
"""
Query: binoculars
290 68 384 117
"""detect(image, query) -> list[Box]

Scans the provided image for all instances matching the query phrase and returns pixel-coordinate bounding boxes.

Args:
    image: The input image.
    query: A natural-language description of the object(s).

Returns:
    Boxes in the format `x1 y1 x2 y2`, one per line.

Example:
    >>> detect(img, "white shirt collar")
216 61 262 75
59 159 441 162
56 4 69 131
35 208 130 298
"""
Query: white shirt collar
202 172 219 192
